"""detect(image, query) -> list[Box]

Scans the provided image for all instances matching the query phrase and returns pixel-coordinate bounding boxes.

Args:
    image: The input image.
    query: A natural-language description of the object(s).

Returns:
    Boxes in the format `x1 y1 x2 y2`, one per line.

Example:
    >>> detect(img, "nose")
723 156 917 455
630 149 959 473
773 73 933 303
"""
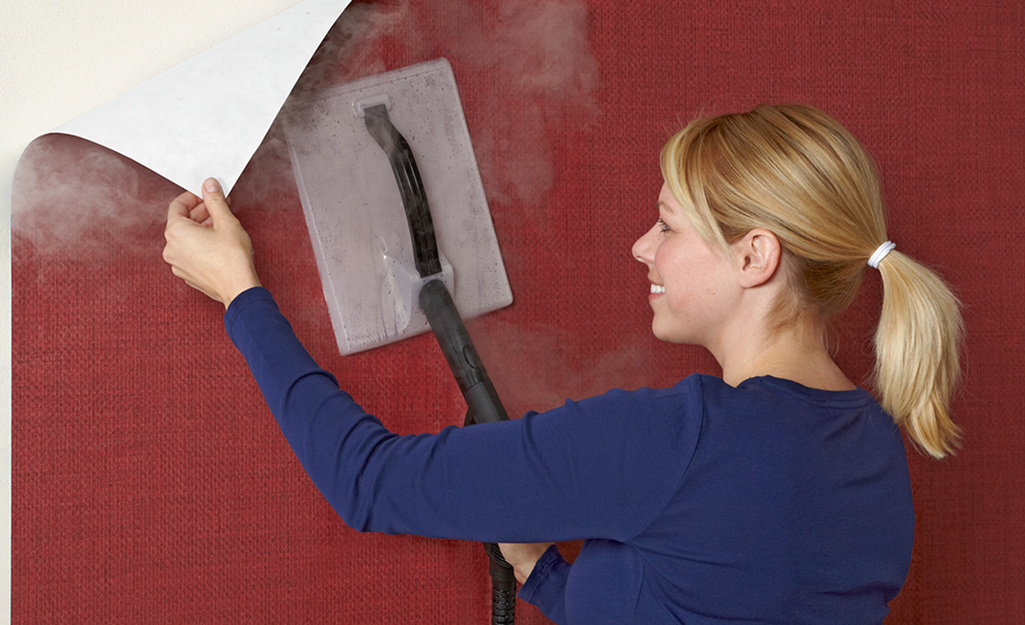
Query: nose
632 223 659 264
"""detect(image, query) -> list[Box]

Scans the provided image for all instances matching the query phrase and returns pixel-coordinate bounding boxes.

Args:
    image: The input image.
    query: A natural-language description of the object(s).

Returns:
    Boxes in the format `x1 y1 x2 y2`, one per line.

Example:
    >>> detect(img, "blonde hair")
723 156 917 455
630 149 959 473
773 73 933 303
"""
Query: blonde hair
661 103 963 458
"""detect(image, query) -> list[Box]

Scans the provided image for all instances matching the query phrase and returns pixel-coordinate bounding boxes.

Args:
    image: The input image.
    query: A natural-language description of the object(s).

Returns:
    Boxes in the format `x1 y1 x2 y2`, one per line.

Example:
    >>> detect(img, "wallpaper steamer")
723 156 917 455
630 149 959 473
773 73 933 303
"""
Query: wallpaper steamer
284 59 518 624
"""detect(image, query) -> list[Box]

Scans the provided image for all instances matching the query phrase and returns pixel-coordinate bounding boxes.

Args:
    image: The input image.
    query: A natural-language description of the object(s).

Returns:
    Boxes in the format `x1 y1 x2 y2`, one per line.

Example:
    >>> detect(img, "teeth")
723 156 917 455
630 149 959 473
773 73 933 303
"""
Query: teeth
650 284 666 294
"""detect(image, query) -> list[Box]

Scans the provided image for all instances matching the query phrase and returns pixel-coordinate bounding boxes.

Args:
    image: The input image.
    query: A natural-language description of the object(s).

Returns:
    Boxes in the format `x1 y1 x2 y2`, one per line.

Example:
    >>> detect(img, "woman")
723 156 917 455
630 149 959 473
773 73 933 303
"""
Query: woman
163 104 962 624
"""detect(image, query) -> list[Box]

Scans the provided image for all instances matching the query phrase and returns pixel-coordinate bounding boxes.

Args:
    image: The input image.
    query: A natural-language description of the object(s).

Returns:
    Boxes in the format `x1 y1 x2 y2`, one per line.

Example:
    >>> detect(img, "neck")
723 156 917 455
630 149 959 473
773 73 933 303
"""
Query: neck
711 312 855 391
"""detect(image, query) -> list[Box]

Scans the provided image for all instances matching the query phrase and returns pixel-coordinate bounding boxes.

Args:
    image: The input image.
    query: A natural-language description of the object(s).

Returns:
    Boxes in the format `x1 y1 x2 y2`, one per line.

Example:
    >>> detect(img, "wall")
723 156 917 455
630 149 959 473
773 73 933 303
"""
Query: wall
0 1 309 620
9 0 1025 623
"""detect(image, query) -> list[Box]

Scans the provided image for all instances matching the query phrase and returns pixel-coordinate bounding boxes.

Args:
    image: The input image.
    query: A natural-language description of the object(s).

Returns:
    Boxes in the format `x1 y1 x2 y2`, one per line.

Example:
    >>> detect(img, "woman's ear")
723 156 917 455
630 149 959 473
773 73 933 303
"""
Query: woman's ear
733 228 782 288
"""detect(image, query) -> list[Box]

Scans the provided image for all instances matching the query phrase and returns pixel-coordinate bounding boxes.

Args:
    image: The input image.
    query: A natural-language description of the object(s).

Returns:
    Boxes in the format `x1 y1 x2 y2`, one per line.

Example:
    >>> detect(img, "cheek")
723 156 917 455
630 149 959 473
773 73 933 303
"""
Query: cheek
656 247 726 309
653 242 692 285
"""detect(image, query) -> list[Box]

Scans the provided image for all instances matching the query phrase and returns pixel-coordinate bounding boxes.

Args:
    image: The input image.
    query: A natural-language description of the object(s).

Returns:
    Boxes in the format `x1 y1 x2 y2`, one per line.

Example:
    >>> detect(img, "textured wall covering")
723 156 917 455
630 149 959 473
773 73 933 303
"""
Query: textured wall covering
12 0 1024 623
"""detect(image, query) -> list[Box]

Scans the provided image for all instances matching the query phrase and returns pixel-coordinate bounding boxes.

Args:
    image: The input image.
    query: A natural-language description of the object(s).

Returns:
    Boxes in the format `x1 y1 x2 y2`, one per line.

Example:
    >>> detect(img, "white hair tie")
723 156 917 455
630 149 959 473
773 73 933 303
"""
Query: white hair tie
868 241 896 269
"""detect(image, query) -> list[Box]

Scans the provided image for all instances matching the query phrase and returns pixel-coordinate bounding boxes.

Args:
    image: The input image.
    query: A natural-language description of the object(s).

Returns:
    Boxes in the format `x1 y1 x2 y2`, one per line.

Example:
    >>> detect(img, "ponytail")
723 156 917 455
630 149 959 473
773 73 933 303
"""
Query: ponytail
873 251 964 458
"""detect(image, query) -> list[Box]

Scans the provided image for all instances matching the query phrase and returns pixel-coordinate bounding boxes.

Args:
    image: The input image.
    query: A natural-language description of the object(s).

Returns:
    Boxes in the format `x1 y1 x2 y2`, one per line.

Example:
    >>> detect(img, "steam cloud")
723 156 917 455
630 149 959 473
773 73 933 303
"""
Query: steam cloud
12 0 623 413
241 0 601 208
11 135 177 257
13 0 598 256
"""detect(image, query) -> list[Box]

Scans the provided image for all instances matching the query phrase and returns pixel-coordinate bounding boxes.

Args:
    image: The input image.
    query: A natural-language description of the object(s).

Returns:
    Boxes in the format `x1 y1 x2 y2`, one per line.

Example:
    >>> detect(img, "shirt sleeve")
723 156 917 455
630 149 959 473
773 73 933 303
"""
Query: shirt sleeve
517 545 572 624
224 286 703 544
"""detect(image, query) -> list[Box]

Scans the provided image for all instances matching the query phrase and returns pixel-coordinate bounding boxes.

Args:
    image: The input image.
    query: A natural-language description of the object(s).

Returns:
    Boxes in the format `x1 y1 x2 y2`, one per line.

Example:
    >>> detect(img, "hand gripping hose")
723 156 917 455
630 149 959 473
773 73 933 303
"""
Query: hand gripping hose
364 104 516 624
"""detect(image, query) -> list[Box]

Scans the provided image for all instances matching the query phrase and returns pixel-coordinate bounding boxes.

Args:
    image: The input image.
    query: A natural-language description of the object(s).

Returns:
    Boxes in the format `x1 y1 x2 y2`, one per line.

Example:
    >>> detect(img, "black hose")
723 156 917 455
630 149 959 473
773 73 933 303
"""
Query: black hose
421 280 515 625
420 280 508 424
487 543 517 625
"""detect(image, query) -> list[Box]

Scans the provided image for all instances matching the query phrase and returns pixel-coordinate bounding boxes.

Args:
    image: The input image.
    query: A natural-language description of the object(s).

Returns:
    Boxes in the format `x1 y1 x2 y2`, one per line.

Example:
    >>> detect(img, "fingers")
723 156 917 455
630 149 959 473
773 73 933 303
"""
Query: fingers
168 179 233 227
190 203 213 227
165 193 201 251
200 178 235 226
168 190 201 221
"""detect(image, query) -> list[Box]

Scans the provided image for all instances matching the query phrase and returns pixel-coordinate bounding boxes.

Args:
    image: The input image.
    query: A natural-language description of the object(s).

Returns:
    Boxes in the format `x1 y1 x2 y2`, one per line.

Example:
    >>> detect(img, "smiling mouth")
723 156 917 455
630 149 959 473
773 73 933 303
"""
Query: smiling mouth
650 284 666 294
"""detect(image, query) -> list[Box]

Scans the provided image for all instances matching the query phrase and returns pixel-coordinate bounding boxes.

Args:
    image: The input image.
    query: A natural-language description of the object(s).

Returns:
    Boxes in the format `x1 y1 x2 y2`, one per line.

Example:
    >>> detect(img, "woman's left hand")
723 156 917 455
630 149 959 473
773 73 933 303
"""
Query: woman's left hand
163 178 261 308
498 542 553 585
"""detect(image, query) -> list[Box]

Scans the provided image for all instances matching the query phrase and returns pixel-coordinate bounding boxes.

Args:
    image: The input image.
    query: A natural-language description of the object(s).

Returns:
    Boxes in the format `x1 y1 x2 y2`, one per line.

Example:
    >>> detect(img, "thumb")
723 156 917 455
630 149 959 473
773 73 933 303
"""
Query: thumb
201 178 235 224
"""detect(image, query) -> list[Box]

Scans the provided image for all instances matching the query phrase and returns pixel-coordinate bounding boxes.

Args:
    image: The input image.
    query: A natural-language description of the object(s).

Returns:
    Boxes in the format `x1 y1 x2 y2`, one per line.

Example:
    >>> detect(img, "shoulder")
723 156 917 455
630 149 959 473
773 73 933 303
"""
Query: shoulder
560 373 711 423
684 376 906 468
526 375 712 463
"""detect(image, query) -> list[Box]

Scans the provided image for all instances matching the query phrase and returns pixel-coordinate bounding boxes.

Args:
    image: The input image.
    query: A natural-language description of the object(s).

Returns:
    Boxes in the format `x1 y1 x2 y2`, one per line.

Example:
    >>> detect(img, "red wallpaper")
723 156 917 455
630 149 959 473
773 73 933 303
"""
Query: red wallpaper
12 0 1024 622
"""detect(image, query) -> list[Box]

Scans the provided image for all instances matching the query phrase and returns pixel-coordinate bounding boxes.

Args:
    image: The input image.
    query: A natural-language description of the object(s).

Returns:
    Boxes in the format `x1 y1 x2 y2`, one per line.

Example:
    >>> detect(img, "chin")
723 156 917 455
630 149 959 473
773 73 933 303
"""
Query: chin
651 315 707 346
651 323 689 345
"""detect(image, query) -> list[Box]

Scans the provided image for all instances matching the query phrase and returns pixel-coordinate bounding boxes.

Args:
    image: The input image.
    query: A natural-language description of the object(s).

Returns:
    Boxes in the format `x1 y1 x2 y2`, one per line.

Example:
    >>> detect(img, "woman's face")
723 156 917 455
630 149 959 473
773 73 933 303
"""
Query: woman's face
631 183 739 346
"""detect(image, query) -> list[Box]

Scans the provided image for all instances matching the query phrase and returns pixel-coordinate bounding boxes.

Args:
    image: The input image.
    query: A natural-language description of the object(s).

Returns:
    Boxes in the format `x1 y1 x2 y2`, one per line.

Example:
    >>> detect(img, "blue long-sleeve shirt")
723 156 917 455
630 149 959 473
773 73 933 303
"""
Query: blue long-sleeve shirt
225 287 914 624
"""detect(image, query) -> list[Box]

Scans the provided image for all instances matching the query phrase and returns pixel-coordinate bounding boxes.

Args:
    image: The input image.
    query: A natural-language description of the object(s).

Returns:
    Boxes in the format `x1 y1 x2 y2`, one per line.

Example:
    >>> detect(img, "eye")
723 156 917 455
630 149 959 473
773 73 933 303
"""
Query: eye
657 218 671 233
